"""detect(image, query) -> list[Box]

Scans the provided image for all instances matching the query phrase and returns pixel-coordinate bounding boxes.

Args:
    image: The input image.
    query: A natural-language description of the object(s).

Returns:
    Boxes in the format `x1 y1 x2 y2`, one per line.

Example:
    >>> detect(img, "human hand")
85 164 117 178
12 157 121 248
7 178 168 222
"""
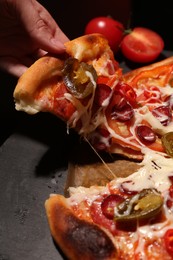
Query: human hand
0 0 69 77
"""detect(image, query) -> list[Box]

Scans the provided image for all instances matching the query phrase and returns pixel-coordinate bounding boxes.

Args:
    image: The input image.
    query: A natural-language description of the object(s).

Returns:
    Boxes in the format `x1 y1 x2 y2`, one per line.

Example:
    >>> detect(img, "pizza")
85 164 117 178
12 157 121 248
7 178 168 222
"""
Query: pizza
13 33 173 161
45 150 173 259
13 33 173 259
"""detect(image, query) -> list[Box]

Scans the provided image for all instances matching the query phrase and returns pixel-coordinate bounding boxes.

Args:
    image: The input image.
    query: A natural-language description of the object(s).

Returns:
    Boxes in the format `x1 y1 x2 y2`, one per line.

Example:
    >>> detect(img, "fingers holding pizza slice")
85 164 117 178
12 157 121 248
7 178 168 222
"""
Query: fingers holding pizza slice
13 33 173 160
13 33 121 132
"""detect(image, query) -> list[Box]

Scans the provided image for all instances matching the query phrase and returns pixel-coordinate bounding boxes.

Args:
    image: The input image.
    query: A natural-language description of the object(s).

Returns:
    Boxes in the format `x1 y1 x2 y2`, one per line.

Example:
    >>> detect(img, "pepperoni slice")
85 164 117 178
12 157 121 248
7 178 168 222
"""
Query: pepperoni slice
136 125 156 144
152 105 172 126
101 194 124 220
109 91 134 122
90 197 117 235
94 84 112 107
88 128 111 151
169 176 173 183
166 184 173 208
164 229 173 256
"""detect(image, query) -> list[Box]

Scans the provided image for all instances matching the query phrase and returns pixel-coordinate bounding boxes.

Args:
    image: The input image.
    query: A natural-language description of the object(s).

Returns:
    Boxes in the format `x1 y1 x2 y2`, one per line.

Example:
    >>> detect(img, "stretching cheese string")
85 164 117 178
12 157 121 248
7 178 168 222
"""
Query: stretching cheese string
84 137 116 179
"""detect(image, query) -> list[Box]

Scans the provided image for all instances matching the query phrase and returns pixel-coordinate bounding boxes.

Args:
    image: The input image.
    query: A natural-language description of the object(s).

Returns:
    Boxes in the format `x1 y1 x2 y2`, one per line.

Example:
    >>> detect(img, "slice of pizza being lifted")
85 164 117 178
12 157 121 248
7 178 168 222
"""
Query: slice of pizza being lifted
13 33 173 160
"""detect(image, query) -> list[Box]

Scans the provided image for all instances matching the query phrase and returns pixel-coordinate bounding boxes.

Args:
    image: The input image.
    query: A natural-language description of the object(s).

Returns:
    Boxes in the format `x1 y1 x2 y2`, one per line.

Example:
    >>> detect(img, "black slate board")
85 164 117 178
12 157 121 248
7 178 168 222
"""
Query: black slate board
0 50 172 260
0 115 73 260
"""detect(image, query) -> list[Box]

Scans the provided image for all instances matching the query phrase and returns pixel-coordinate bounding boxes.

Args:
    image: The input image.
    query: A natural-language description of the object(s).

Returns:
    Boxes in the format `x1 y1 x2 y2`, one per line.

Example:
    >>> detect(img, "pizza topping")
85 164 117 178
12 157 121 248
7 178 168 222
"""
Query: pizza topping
101 194 124 220
111 102 134 121
114 82 137 107
109 91 134 122
152 105 172 126
164 229 173 256
120 181 138 195
90 196 117 235
88 128 112 151
114 189 163 222
136 125 156 144
166 184 173 209
166 94 173 109
161 132 173 157
63 57 97 99
94 83 112 107
143 86 161 103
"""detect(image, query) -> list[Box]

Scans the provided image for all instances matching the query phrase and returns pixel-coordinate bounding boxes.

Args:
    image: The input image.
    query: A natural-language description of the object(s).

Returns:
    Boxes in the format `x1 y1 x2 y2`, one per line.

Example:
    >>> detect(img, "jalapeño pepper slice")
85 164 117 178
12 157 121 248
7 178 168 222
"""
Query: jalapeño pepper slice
114 189 163 222
161 132 173 157
63 57 97 99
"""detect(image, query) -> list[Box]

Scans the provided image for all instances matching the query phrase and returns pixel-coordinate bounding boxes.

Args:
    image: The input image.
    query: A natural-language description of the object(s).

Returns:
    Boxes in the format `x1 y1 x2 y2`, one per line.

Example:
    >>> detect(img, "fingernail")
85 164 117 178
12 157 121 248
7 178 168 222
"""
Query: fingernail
51 38 66 50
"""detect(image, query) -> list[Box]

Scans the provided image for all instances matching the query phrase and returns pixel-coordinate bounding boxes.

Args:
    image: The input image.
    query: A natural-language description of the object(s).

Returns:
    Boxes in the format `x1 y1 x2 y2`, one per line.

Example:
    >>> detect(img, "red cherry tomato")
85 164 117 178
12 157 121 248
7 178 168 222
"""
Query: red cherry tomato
121 27 164 63
84 16 124 53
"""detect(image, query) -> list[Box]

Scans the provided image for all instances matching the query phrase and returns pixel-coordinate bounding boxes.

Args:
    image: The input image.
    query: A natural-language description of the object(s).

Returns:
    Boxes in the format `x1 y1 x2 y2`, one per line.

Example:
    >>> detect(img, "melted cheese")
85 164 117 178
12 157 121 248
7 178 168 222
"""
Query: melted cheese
68 186 108 206
111 149 172 193
64 71 97 135
67 147 173 258
104 80 173 151
63 64 173 258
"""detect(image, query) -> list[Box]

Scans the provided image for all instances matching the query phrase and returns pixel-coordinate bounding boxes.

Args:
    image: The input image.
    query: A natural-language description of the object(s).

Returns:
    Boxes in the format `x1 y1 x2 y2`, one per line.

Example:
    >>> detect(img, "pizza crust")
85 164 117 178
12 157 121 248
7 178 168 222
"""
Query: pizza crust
14 55 64 114
65 33 110 62
122 55 173 83
45 195 117 260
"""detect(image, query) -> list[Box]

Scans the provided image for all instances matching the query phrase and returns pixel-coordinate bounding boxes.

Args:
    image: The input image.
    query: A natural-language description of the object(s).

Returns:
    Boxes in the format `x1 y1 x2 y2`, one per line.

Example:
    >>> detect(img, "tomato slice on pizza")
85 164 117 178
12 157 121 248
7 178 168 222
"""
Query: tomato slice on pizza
13 33 173 160
45 150 173 259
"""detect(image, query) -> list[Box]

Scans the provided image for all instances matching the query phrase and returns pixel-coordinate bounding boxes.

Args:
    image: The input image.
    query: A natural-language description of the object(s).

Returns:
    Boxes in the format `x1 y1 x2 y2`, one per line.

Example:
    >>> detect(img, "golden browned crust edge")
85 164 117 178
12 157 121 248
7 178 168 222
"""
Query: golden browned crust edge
45 195 117 260
65 33 110 62
122 56 173 83
13 33 112 114
13 55 64 105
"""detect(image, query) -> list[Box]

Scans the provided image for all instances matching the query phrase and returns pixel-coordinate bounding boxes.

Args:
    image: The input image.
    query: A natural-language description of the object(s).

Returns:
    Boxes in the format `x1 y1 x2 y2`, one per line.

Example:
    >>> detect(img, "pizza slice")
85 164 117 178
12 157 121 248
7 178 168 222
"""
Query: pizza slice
13 33 173 160
45 149 173 260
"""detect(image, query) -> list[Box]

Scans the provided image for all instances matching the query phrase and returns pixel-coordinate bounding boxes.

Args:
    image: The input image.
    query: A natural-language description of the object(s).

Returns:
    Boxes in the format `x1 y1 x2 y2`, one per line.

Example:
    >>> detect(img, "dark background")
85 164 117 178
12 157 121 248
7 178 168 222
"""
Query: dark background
40 0 173 50
40 0 132 40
